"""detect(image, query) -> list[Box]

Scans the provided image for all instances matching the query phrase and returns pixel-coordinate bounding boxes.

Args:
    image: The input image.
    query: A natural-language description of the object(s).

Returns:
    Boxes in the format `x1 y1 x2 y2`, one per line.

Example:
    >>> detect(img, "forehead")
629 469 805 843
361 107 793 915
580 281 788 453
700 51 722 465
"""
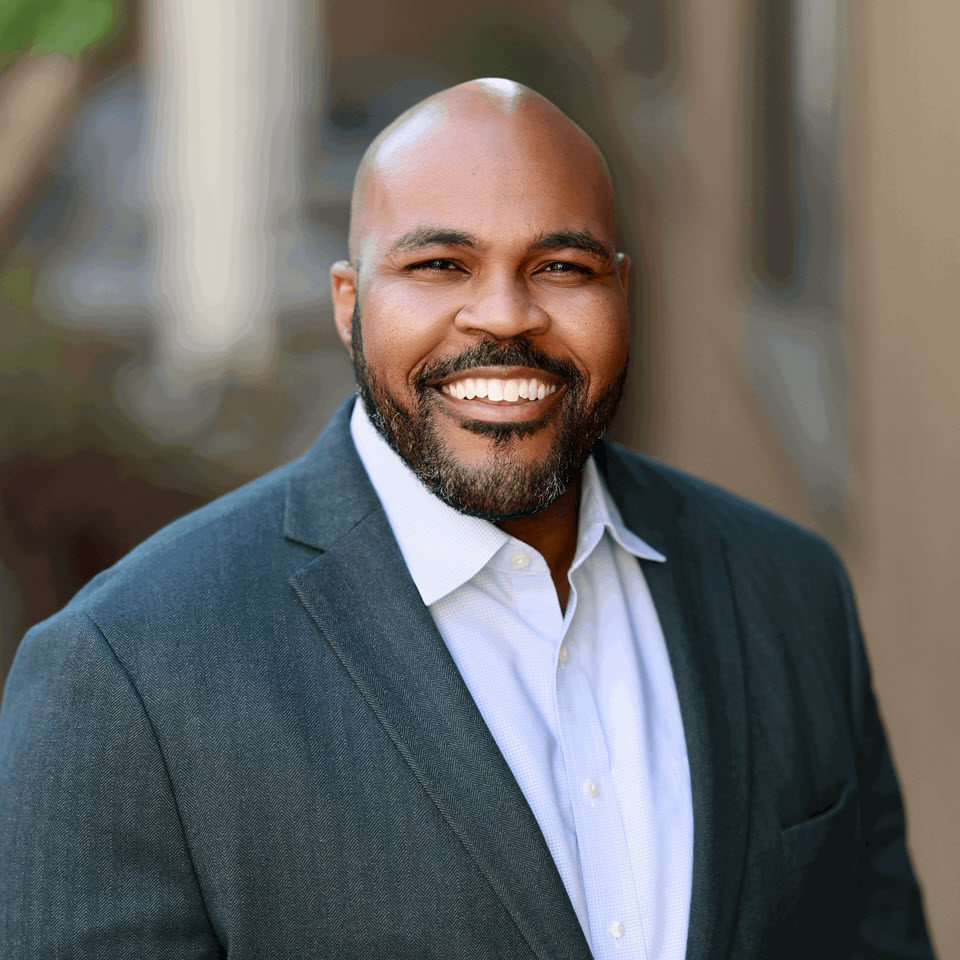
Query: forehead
360 113 615 259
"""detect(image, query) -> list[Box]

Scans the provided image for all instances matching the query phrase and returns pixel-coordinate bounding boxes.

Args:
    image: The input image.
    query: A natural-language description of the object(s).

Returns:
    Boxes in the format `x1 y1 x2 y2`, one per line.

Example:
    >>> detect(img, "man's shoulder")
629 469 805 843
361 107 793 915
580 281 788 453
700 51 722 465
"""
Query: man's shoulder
56 400 362 626
5 398 372 723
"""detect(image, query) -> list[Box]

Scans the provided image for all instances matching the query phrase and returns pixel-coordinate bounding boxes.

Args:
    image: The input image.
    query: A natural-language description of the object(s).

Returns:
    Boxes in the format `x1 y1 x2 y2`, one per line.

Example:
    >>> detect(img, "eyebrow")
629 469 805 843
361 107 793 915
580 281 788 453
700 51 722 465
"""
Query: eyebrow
389 226 478 254
529 230 613 262
387 225 613 262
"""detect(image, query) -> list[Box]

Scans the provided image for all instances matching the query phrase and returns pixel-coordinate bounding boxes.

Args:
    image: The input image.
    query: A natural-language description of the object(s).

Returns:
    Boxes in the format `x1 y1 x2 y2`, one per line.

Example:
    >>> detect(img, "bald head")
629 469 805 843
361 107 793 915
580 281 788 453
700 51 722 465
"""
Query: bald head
347 78 615 266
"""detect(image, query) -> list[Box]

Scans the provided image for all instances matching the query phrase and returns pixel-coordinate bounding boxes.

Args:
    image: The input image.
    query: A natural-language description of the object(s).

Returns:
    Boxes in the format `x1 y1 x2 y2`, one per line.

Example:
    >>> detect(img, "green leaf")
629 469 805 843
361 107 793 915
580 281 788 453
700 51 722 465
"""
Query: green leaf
0 0 116 58
0 0 56 55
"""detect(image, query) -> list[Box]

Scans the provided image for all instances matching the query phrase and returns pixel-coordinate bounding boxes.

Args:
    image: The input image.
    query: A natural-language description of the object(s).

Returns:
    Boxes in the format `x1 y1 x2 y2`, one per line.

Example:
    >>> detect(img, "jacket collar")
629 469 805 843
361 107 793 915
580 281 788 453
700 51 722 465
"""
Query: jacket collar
284 398 591 959
282 397 381 552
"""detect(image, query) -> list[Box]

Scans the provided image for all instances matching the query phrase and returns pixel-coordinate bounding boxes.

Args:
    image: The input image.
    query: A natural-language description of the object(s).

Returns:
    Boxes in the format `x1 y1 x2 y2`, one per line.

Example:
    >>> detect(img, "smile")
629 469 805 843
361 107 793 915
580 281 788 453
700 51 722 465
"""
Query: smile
439 376 558 404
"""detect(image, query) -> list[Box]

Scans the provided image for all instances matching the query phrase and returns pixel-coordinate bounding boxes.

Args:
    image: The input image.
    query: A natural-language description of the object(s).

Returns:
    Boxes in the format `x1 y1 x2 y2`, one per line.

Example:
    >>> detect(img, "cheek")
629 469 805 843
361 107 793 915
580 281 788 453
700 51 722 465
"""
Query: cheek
361 294 448 390
556 296 629 387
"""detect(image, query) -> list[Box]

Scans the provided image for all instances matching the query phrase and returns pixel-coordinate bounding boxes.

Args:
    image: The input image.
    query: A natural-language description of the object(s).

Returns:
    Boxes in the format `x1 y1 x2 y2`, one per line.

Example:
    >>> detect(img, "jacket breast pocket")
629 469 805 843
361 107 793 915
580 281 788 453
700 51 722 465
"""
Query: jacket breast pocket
768 784 861 958
780 782 859 876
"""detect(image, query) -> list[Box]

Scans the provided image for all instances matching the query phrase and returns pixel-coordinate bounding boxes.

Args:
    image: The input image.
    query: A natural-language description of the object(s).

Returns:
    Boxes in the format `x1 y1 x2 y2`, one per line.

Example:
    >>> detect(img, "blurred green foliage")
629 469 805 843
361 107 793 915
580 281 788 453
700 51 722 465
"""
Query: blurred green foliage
0 0 115 58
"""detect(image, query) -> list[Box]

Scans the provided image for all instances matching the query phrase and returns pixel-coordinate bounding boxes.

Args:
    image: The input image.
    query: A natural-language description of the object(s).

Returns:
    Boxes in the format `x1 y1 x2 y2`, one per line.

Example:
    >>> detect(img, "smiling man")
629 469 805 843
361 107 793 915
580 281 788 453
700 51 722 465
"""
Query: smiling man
0 80 935 960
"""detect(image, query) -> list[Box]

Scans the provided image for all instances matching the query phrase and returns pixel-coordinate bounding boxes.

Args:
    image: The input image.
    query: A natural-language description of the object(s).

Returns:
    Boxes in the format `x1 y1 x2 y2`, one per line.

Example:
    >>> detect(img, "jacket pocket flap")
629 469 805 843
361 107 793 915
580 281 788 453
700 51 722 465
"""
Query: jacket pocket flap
780 783 857 875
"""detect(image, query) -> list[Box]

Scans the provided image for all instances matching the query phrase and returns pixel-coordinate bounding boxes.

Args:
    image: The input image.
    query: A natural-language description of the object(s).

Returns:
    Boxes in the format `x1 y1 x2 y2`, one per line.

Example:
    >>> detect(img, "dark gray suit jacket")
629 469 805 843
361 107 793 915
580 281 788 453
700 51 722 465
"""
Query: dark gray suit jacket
0 398 934 959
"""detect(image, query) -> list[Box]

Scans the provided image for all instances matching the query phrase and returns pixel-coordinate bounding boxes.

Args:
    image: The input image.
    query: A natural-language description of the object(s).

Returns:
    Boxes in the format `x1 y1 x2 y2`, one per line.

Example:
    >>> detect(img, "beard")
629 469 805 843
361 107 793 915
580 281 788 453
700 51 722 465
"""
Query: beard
351 302 627 522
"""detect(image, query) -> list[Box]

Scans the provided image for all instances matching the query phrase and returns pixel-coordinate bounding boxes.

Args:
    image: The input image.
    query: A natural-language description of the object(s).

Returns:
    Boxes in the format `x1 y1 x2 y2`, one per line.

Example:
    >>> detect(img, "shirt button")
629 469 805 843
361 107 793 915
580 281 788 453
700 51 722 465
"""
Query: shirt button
558 644 569 665
582 778 600 798
609 920 625 940
510 553 530 569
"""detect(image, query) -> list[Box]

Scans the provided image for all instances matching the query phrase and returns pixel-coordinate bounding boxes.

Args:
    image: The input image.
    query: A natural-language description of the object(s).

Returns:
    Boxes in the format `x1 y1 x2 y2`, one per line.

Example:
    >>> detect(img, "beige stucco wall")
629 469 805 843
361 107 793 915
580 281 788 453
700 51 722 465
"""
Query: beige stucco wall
635 1 959 954
845 3 960 954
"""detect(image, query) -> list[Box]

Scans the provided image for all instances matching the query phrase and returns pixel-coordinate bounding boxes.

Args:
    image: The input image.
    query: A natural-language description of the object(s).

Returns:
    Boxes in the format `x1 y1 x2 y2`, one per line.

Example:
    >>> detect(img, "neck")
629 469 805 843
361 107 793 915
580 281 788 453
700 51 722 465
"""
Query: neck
496 475 581 613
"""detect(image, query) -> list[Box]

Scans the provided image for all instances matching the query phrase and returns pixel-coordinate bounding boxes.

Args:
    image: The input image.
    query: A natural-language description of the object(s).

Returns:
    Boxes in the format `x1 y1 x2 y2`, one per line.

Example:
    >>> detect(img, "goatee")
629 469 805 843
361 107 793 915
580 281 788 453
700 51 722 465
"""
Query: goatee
351 302 627 522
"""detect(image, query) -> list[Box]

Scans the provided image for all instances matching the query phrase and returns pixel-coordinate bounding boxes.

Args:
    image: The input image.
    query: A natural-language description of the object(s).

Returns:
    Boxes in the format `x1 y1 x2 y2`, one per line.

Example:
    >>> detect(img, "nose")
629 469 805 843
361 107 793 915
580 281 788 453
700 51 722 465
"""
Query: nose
453 275 550 340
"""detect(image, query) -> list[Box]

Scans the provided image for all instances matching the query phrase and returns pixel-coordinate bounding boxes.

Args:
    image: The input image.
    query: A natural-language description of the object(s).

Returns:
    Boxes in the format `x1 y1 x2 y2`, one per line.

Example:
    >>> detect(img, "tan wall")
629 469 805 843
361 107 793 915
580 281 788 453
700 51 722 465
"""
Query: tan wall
846 3 960 954
639 1 959 955
646 0 820 527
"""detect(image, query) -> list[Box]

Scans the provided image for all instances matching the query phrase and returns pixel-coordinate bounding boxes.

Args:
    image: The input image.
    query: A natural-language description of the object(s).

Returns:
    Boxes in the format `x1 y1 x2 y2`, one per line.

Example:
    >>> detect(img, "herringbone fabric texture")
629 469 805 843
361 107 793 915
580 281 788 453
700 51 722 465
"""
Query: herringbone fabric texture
0 398 935 959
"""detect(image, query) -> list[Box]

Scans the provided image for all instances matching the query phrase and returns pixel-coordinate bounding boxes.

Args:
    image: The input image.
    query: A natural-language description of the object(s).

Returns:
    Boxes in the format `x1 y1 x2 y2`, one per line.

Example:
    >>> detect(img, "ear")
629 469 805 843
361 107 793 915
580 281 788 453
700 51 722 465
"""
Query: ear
330 260 358 357
615 252 630 298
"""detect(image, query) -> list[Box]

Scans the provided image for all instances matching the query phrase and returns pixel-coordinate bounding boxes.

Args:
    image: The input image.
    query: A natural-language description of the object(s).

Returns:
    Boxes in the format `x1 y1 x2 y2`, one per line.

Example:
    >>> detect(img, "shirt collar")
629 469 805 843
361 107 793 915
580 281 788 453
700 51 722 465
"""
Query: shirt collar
350 399 509 605
575 455 666 567
350 400 665 606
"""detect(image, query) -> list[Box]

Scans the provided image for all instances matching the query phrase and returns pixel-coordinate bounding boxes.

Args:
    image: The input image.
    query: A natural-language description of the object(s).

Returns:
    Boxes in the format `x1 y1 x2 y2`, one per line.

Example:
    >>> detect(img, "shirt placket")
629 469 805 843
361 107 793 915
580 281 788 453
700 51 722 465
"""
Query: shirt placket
555 570 648 960
505 546 588 917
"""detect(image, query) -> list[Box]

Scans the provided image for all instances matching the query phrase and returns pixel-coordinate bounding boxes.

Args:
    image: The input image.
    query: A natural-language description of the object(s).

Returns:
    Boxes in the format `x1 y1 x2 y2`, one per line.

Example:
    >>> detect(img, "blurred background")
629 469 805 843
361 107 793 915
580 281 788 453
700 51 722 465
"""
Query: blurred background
0 0 957 952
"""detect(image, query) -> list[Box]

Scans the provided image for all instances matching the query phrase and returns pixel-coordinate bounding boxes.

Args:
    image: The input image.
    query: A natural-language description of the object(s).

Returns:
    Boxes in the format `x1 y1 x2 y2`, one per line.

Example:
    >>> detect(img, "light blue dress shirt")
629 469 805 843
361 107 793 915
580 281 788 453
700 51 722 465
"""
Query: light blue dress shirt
351 401 693 960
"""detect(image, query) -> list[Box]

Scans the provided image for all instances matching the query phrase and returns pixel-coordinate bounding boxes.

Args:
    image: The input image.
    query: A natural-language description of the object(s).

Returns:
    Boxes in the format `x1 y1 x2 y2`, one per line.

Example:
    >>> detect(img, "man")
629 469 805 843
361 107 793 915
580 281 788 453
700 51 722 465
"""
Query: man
0 79 935 959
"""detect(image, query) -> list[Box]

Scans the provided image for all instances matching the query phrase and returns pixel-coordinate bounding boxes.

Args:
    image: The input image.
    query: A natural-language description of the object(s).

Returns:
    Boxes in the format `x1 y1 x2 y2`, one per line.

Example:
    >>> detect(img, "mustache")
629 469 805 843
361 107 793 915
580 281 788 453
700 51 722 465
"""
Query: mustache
415 338 583 391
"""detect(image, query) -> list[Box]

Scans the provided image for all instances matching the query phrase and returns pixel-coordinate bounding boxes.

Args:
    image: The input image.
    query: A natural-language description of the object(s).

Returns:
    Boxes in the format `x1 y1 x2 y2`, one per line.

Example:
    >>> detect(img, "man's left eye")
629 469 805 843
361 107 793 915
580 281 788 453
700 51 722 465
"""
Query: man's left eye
540 261 590 274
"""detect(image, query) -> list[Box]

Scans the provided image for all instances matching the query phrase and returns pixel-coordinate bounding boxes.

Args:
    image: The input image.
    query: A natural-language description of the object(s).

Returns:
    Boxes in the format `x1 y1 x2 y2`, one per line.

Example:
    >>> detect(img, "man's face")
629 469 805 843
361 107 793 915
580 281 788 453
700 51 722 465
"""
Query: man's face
335 110 630 521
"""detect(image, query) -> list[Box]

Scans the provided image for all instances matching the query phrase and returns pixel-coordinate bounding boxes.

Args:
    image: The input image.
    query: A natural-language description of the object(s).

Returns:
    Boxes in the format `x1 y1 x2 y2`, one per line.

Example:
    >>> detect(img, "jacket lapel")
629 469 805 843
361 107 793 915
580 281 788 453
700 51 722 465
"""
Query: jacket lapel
599 442 752 960
284 400 591 960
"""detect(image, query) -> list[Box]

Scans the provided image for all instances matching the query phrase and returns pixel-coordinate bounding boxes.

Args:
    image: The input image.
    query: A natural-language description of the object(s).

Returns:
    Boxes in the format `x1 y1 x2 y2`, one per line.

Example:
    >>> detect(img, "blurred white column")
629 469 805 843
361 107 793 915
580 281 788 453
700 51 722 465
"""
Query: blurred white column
144 0 314 381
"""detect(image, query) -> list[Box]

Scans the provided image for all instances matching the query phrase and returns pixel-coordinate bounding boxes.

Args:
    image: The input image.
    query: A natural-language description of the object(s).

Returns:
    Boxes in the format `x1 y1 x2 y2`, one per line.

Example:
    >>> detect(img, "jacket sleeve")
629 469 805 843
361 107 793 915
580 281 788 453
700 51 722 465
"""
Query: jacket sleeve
834 560 937 959
0 612 222 959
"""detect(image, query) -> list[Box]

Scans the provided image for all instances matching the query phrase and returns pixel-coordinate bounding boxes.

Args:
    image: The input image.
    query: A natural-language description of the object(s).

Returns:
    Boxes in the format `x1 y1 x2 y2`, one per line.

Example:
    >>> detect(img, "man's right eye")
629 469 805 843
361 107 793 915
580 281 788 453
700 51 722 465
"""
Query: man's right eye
409 259 459 272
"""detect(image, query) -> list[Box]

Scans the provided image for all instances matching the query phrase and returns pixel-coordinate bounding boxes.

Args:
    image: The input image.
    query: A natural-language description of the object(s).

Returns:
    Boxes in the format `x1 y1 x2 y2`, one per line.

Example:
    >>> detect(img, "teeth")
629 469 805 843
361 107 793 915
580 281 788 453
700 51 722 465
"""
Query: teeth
441 377 558 403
